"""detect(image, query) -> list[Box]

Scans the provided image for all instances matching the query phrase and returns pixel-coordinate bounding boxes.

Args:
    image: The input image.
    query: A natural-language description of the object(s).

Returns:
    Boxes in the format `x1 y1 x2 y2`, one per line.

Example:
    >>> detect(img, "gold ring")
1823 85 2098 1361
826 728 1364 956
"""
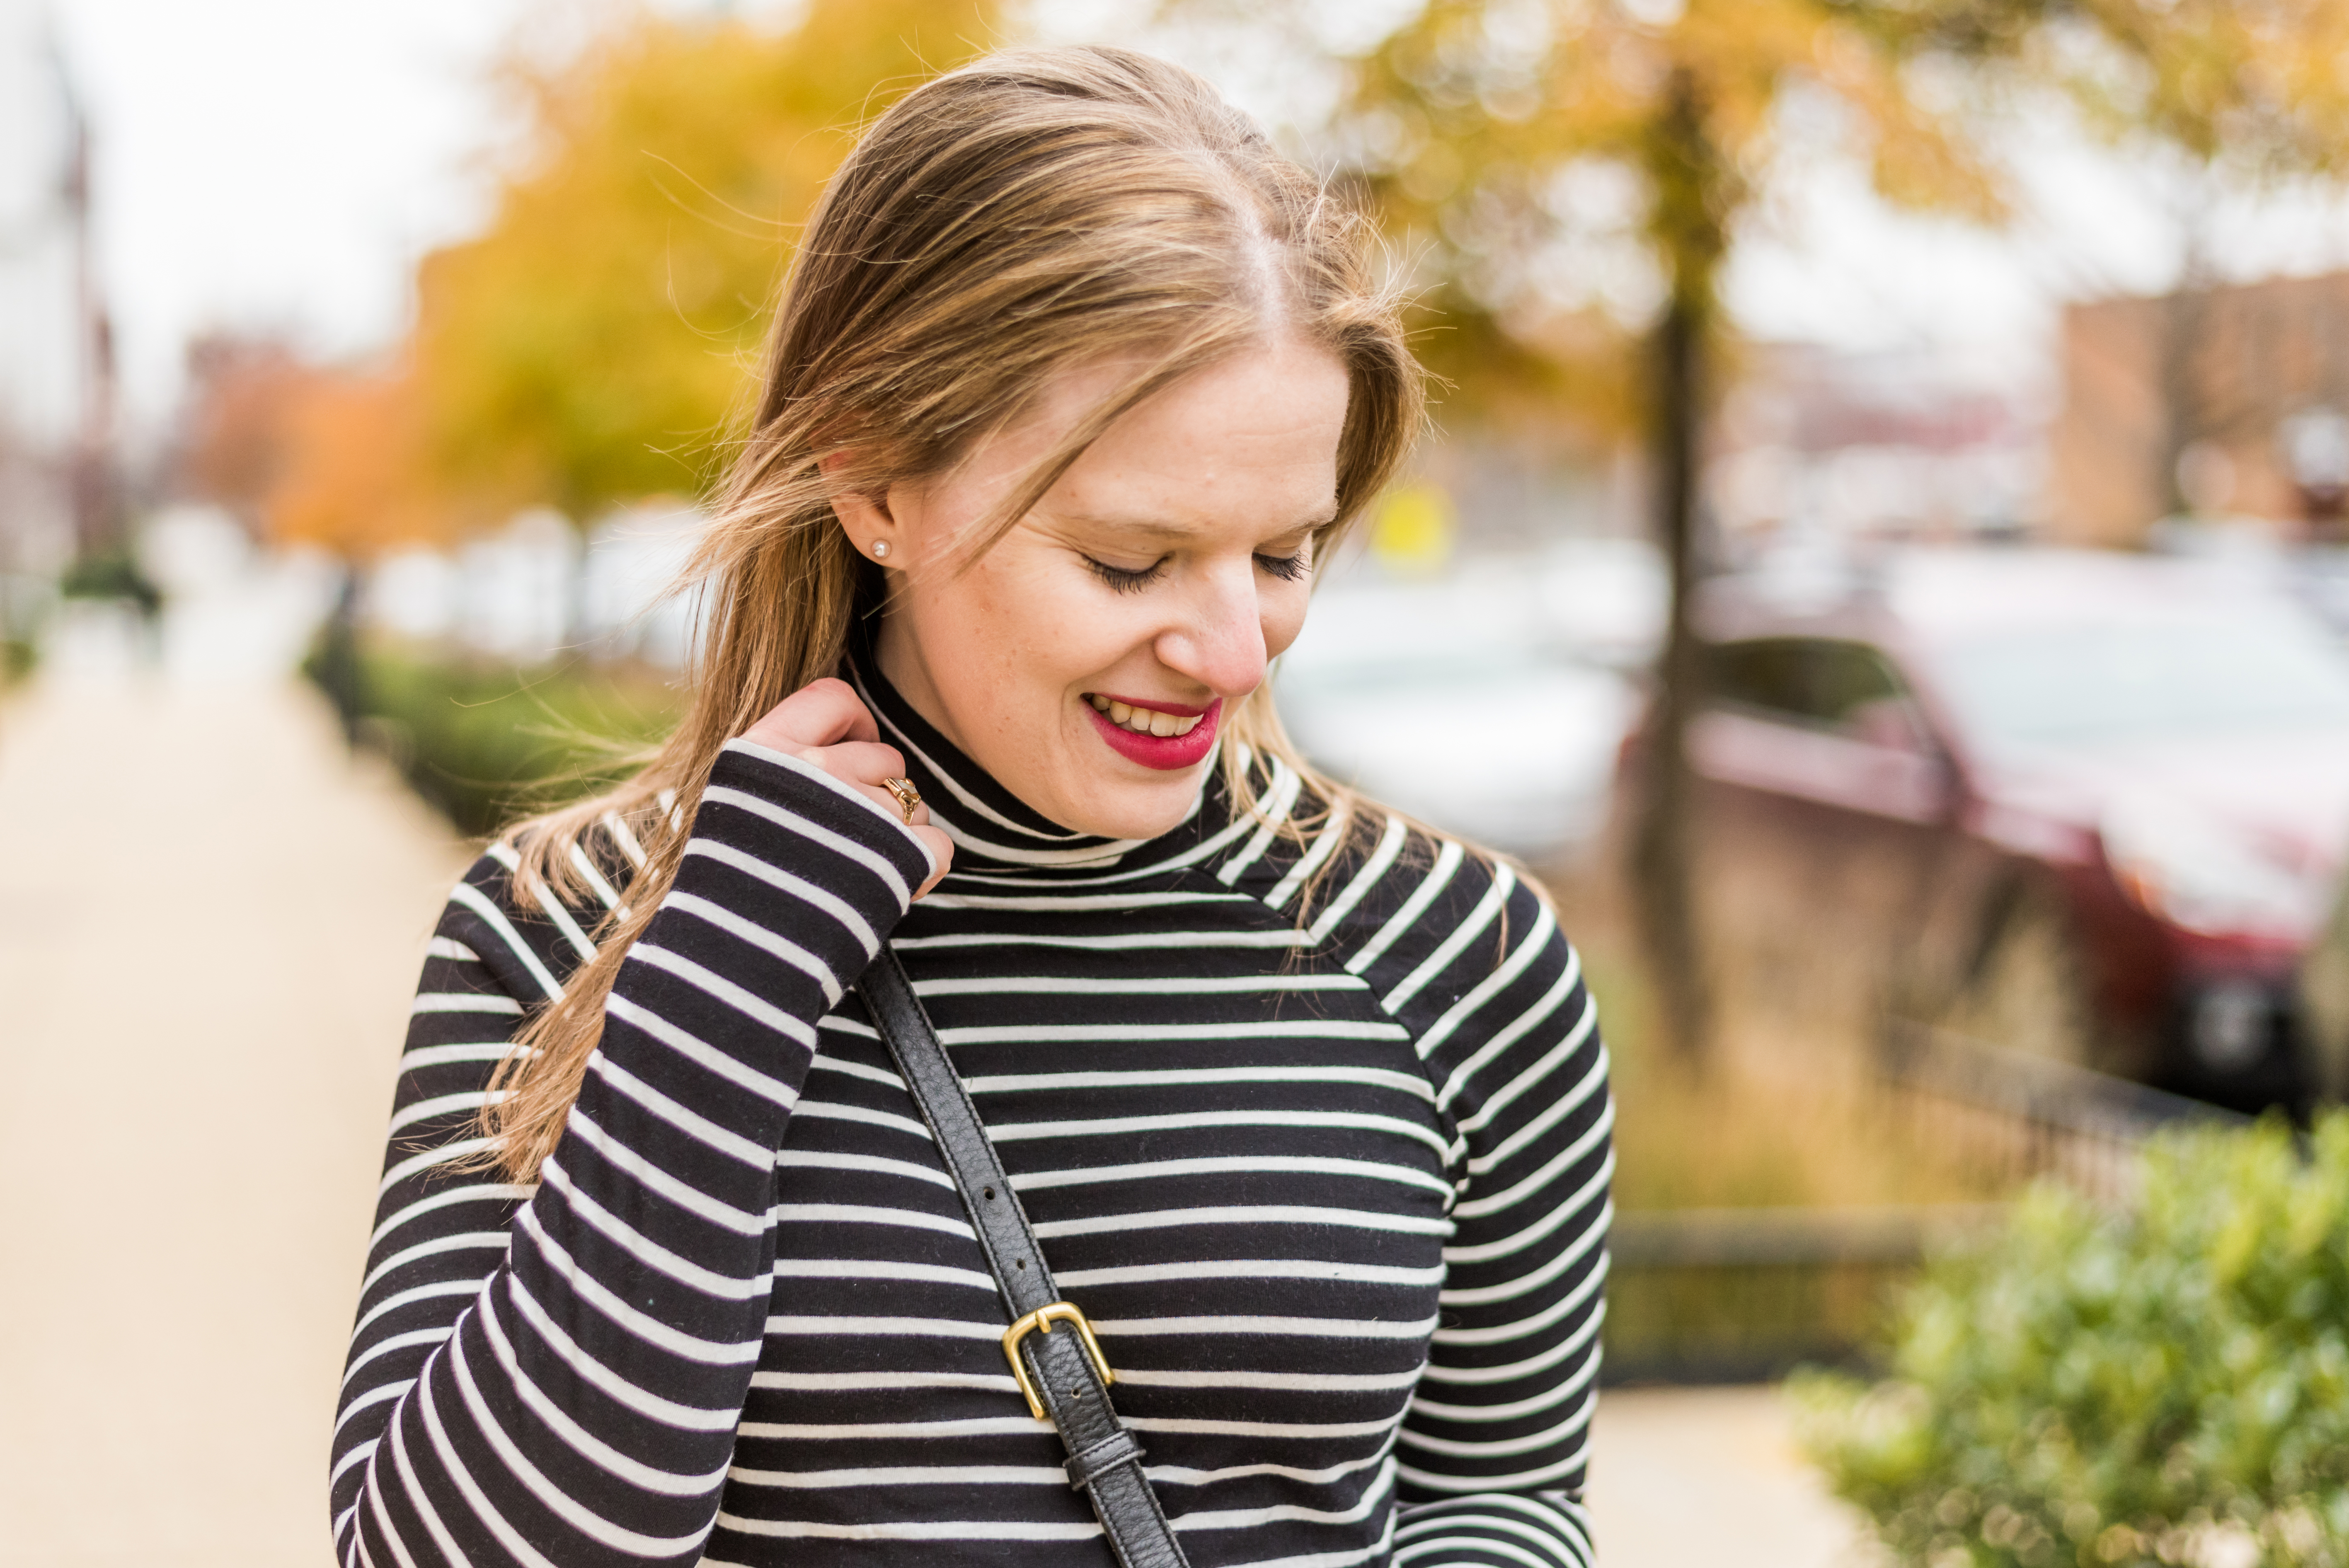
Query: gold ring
880 776 922 824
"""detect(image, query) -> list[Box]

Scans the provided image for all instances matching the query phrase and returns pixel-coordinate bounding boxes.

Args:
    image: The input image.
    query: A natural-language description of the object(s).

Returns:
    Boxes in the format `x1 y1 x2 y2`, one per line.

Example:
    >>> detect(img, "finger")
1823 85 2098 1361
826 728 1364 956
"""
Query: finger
845 780 927 824
742 677 879 752
909 825 953 899
795 740 908 789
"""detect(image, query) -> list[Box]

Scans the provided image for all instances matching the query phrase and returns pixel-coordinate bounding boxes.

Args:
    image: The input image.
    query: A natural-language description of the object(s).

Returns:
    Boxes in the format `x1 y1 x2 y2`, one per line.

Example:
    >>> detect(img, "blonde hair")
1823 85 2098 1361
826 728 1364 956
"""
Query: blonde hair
480 44 1424 1183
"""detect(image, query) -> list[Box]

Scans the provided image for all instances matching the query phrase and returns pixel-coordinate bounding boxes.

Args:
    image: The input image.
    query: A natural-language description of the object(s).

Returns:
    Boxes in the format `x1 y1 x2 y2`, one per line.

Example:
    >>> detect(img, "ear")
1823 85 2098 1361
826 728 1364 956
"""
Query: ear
819 449 898 559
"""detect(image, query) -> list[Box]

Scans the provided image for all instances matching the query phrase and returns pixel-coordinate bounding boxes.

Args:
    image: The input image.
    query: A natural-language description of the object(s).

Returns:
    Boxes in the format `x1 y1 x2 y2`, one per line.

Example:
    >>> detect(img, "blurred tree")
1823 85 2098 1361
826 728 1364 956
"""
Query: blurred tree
176 334 444 558
1240 0 2013 1067
262 368 448 556
179 334 315 532
1182 0 2349 1065
411 0 1000 523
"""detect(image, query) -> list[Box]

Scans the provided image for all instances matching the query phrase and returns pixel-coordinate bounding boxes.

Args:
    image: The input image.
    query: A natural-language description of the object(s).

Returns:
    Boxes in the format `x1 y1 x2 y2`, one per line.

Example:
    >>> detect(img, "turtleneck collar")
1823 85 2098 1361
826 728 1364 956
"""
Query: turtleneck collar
840 624 1228 881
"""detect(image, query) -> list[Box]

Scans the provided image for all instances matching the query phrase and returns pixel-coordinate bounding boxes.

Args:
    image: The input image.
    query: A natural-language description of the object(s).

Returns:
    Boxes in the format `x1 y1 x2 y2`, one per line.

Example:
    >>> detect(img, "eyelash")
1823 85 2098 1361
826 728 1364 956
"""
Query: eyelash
1082 553 1310 595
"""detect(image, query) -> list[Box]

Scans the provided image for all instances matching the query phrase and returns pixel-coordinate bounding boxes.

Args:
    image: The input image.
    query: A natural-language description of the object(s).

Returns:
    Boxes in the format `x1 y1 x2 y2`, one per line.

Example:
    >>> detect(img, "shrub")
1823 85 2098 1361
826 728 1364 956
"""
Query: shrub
1793 1116 2349 1566
58 550 162 612
308 638 682 837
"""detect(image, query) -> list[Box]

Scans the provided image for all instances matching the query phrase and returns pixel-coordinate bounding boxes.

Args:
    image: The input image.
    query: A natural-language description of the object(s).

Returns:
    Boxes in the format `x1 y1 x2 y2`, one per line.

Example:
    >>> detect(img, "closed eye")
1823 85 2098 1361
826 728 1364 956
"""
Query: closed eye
1083 549 1311 593
1083 555 1168 595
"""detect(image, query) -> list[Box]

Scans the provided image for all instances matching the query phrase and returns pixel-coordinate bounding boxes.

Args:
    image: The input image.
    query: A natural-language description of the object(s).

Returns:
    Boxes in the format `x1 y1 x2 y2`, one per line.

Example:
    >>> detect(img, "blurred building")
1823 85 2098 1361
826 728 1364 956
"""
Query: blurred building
2051 269 2349 547
1706 342 2047 553
0 0 82 581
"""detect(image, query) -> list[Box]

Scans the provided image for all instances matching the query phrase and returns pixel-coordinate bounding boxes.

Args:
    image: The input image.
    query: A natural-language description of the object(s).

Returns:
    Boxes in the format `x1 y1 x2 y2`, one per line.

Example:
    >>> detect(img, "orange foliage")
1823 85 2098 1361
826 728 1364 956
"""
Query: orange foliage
178 0 1002 553
178 336 449 557
179 335 316 525
262 368 454 557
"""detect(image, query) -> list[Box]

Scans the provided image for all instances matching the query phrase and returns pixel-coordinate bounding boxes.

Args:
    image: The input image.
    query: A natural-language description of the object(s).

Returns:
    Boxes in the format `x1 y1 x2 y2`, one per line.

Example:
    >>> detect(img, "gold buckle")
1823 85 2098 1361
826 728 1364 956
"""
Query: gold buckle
1001 1301 1115 1419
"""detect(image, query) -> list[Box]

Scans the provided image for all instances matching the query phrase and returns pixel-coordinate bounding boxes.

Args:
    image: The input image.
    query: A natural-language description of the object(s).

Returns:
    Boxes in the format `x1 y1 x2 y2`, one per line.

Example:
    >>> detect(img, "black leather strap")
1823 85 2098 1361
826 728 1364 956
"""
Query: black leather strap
859 946 1191 1568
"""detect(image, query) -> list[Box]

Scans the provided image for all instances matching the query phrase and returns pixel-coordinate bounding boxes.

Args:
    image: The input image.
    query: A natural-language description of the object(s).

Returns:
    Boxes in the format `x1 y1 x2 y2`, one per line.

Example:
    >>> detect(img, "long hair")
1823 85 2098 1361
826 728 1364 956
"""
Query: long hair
478 44 1425 1183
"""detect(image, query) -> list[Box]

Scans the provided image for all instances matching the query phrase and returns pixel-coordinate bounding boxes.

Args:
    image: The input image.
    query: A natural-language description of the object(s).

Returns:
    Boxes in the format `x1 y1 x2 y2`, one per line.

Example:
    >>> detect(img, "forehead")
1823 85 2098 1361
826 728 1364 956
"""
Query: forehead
1035 338 1351 531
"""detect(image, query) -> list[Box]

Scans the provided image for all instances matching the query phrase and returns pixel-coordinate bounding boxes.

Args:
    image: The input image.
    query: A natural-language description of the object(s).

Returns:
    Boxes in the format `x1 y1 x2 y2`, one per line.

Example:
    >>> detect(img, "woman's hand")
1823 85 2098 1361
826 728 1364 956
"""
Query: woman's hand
740 678 952 898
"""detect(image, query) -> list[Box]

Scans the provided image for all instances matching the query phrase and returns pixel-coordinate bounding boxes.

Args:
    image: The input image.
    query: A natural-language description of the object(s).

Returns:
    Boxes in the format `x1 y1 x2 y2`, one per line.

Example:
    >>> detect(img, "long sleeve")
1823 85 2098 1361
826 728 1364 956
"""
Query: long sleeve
330 740 936 1568
1346 850 1612 1568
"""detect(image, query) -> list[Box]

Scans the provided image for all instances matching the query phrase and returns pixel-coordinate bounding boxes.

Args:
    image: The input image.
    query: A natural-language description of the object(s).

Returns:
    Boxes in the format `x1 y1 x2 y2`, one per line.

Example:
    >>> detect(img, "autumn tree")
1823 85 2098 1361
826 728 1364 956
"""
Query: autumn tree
410 0 1001 523
262 370 447 556
1182 0 2349 1065
185 0 1004 562
178 334 315 531
1286 0 2013 1065
176 334 444 558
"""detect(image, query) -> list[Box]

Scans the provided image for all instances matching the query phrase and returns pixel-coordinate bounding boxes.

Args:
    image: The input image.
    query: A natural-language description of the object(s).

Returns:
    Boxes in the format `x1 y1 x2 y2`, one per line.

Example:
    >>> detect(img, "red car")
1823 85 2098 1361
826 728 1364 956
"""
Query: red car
1656 546 2349 1110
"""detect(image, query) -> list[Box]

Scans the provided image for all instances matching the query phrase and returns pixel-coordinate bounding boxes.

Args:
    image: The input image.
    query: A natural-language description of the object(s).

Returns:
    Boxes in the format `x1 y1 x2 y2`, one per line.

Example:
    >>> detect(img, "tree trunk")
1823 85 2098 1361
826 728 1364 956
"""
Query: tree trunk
1631 67 1723 1068
2156 259 2209 520
1632 277 1714 1066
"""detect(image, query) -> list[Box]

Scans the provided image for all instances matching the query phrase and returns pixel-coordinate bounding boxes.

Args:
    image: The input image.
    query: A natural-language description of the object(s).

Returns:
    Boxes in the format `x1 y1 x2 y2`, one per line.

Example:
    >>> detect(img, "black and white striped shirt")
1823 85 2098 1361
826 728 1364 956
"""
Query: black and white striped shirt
332 654 1614 1568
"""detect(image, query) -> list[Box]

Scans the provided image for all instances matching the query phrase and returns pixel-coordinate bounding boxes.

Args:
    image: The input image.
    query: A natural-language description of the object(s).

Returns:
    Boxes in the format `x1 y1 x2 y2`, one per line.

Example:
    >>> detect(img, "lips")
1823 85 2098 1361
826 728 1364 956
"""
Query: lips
1083 693 1221 771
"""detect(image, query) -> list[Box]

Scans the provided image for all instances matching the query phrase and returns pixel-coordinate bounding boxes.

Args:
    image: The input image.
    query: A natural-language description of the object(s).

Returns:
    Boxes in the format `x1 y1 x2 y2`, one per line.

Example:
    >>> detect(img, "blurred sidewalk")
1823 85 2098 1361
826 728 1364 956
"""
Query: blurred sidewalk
0 653 467 1568
1588 1386 1882 1567
0 616 1880 1568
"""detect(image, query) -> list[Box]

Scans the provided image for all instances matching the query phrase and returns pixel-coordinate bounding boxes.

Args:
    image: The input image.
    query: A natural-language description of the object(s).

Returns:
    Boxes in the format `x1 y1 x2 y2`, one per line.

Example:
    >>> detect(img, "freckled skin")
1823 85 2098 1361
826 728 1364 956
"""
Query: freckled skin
830 336 1351 841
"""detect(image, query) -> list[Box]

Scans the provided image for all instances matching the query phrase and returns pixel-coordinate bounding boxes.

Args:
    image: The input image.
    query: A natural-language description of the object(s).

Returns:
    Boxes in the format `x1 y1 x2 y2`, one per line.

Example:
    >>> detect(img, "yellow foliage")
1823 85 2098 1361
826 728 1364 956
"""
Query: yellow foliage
1195 0 2349 433
412 0 1002 523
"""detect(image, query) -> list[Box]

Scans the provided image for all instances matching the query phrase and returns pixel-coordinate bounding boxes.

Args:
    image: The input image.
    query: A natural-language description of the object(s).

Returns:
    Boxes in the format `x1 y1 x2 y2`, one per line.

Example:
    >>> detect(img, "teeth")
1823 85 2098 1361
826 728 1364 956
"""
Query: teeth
1086 696 1204 738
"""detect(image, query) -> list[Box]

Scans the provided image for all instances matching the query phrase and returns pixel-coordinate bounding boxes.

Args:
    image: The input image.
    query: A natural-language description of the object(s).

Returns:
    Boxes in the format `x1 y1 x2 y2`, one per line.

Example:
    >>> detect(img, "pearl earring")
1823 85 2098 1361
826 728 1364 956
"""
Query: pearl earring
869 539 892 560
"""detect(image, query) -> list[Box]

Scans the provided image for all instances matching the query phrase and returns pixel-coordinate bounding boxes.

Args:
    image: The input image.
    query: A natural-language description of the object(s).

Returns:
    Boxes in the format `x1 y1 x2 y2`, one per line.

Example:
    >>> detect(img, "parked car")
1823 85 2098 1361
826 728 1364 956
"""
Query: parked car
1643 546 2349 1110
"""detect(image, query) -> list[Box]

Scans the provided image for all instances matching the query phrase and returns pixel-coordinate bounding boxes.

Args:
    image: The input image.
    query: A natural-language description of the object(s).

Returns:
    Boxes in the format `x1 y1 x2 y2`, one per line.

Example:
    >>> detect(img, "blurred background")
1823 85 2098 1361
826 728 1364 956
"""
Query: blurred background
9 0 2349 1563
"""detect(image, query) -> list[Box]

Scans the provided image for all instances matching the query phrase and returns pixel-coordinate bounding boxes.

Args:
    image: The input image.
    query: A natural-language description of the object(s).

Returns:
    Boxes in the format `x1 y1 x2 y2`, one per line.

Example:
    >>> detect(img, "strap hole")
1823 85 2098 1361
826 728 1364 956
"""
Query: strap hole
983 1187 995 1200
1015 1258 1027 1270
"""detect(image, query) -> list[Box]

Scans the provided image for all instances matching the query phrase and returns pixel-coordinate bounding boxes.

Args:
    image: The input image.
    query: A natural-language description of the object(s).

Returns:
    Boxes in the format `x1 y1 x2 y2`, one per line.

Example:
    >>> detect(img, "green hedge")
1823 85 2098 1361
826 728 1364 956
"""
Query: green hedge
310 639 682 837
1794 1117 2349 1566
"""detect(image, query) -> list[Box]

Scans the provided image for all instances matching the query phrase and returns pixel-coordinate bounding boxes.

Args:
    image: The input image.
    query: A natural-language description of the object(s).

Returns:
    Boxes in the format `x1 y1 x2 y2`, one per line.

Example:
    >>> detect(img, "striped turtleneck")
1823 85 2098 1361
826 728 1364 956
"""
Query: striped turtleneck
332 647 1614 1568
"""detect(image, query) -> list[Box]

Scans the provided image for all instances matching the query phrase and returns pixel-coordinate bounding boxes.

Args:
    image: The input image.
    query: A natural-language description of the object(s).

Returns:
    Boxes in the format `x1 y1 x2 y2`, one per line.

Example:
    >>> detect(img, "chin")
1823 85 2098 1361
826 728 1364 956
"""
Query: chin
1061 772 1210 842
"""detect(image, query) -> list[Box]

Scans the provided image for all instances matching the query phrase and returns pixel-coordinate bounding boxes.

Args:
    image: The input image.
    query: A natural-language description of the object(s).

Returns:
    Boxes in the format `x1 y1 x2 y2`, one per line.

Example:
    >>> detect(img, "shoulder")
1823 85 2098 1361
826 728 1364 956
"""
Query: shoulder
1231 785 1579 1044
432 810 642 1007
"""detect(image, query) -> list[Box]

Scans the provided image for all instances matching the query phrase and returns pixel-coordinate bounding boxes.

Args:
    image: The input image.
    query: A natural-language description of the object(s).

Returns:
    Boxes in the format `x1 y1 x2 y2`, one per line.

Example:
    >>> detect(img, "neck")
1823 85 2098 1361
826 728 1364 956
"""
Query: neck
847 627 1215 876
873 607 972 760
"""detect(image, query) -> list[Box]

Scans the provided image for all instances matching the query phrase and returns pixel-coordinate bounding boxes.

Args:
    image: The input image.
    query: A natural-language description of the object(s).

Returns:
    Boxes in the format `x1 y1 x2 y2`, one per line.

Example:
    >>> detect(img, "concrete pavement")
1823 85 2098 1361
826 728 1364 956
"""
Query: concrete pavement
0 665 467 1567
1587 1387 1883 1566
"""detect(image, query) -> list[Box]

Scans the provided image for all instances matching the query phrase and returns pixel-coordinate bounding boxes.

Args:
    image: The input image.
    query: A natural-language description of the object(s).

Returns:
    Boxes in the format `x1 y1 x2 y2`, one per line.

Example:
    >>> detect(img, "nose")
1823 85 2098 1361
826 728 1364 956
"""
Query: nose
1153 558 1269 698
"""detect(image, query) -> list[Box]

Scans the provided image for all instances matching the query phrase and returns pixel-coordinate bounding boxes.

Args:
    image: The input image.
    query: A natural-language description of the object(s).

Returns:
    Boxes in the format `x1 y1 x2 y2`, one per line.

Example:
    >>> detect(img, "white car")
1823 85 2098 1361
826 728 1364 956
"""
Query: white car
1276 581 1636 862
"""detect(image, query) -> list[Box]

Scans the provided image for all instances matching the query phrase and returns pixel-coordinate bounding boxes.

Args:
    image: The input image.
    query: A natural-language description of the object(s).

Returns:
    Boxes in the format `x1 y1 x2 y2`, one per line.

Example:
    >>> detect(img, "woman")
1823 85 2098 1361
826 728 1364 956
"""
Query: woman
334 45 1611 1568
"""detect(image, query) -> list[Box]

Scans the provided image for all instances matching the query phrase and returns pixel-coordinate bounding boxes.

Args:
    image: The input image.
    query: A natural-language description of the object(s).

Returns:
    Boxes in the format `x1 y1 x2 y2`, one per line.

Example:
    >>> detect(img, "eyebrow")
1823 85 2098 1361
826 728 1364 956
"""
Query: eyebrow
1054 508 1336 539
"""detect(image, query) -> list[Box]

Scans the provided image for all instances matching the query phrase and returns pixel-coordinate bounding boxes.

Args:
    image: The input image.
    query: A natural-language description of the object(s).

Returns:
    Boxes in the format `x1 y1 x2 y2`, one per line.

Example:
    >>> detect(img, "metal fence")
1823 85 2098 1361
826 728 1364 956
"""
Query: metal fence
1601 1203 2004 1385
1600 1027 2248 1385
1878 1021 2250 1206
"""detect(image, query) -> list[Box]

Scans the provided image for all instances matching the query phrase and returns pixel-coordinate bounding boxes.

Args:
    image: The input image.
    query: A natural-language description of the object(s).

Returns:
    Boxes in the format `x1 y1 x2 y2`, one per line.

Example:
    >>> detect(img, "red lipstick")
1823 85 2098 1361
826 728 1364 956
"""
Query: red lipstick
1083 694 1221 771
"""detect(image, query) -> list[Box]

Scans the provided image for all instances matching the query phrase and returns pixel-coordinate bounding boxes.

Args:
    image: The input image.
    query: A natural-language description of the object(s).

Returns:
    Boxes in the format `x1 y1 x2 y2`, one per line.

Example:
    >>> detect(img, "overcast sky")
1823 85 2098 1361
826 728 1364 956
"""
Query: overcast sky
45 0 2349 426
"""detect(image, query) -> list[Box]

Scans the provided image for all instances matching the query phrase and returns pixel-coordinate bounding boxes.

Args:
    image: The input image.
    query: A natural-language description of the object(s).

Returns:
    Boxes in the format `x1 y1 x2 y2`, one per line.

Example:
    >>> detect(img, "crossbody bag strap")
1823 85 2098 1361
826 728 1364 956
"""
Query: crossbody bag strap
858 945 1192 1568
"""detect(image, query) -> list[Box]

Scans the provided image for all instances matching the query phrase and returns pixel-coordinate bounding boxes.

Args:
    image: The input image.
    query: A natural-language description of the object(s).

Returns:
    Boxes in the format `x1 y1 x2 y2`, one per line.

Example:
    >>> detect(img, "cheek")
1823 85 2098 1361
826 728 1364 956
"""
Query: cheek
954 557 1124 695
1260 582 1312 663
